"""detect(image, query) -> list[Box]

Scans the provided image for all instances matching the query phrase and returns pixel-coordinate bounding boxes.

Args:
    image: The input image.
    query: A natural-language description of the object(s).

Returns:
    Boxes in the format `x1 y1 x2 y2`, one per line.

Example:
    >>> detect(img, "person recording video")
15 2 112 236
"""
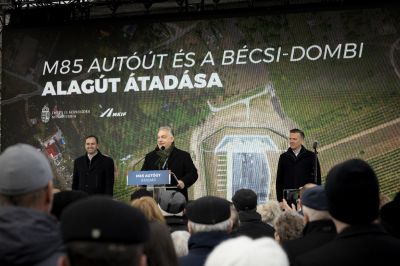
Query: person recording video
141 126 198 200
276 128 321 204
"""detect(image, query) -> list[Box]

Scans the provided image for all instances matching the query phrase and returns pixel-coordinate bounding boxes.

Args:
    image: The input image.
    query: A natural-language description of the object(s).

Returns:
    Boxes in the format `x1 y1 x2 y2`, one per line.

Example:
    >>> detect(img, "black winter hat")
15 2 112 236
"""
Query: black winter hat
61 196 149 244
301 186 328 211
51 190 89 220
232 189 258 211
186 196 230 225
325 159 379 225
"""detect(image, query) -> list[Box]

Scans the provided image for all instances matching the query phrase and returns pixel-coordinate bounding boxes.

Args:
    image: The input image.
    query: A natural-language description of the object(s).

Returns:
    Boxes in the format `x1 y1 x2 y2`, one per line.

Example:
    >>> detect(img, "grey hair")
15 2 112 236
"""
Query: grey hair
171 230 190 257
189 219 232 234
158 126 174 137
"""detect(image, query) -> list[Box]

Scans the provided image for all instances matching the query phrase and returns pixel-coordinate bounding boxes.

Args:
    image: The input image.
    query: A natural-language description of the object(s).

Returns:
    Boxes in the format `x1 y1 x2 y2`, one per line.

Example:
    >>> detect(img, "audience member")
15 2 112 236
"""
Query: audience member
171 230 191 257
295 159 400 266
257 200 282 226
0 143 64 266
379 192 400 239
158 190 188 232
144 221 179 266
131 195 166 223
180 196 232 266
274 211 304 243
282 186 336 265
281 183 316 213
51 190 89 220
59 196 149 266
205 236 289 266
232 188 275 239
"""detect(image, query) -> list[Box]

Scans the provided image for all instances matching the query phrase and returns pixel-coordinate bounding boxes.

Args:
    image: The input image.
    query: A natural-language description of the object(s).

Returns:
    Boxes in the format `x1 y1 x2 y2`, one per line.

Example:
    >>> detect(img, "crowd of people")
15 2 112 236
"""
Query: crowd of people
0 128 399 265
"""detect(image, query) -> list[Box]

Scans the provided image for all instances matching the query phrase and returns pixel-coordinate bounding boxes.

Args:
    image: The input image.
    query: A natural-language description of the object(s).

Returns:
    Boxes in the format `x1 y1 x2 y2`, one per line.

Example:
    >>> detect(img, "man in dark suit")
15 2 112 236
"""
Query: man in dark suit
295 159 400 266
276 128 321 203
72 135 115 196
141 126 198 200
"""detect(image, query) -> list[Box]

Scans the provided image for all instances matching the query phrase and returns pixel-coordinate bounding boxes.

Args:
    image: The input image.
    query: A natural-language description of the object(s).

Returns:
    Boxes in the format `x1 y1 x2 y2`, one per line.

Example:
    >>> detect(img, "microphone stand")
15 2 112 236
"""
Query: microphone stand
313 144 318 184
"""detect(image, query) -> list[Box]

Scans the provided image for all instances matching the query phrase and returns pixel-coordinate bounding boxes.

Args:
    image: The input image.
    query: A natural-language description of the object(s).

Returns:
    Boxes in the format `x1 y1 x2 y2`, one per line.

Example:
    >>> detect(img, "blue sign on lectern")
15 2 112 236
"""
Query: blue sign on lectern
127 170 171 186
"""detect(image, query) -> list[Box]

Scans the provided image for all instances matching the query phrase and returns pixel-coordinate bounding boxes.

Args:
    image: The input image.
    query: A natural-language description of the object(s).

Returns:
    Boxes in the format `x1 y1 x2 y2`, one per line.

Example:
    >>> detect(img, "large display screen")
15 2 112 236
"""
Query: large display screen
2 6 399 201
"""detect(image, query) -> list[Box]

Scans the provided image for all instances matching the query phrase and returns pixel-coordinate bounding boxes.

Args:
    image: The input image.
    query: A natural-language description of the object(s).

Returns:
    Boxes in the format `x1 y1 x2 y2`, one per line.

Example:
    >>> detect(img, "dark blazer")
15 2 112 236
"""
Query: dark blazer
276 146 321 201
282 219 336 265
72 151 115 196
141 146 198 200
295 224 400 266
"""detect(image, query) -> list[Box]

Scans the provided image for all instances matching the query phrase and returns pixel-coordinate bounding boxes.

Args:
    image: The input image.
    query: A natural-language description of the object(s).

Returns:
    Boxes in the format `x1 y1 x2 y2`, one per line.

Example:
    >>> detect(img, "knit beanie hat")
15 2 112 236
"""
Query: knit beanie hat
232 189 258 211
325 159 379 225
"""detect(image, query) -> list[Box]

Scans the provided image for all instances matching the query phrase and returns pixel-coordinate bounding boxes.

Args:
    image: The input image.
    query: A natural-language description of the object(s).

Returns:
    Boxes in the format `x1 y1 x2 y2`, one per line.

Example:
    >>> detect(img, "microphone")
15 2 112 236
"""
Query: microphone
161 146 165 150
313 141 318 150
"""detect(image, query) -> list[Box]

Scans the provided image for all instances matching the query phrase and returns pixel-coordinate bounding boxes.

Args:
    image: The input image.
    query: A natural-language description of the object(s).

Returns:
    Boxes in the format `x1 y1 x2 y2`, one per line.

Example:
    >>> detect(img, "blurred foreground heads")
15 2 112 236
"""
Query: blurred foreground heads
205 236 289 266
295 159 400 266
60 196 150 266
180 196 232 266
0 143 63 266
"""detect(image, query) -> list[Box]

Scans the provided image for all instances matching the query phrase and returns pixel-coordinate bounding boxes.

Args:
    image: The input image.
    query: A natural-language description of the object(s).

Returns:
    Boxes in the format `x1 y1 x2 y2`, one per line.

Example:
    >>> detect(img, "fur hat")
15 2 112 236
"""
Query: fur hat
325 159 379 225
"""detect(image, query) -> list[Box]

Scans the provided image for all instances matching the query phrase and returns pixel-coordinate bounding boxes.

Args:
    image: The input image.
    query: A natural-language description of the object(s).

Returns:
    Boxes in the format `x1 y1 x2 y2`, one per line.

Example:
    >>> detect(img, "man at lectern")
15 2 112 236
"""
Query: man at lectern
141 126 198 200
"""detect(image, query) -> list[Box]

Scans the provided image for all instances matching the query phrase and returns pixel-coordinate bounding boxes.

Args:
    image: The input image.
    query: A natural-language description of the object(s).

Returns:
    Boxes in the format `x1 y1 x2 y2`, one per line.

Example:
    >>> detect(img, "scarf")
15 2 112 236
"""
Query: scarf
155 142 175 170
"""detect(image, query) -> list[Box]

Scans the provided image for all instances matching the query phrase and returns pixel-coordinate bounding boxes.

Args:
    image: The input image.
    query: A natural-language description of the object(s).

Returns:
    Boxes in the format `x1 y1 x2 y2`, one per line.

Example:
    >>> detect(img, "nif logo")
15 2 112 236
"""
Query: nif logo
100 108 127 118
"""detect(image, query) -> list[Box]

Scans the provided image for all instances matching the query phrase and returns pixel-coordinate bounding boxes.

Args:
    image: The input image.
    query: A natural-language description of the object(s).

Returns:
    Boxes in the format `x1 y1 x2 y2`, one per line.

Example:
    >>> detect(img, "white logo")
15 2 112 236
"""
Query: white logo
100 108 127 118
41 105 51 123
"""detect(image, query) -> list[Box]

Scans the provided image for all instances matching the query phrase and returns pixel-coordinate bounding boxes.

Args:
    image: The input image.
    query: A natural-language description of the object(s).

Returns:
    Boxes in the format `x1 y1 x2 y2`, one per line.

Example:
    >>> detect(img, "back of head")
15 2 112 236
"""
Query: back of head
171 230 190 257
274 211 304 242
0 144 53 196
186 196 231 233
61 196 150 266
131 196 166 223
205 236 289 266
158 190 186 215
325 159 380 225
232 189 257 211
145 221 178 266
186 196 231 225
0 144 53 210
257 200 282 224
51 190 89 220
301 185 328 211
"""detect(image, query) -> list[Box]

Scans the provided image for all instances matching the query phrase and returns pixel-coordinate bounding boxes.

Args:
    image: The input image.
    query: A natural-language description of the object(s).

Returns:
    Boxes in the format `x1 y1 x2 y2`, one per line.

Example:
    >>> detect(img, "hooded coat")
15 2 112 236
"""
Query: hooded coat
0 207 64 266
